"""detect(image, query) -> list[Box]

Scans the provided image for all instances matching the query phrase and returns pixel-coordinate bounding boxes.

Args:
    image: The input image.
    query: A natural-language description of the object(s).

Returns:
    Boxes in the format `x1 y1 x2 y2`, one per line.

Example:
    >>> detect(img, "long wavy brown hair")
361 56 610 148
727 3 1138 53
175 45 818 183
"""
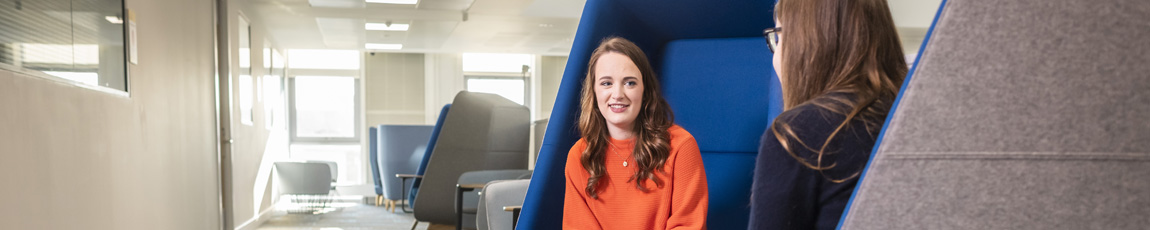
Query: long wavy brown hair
772 0 907 182
578 37 675 199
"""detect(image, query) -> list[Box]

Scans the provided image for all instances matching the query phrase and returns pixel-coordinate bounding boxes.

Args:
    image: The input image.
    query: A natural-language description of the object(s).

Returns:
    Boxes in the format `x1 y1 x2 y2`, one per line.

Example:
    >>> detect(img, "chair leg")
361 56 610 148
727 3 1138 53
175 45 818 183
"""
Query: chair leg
410 220 420 230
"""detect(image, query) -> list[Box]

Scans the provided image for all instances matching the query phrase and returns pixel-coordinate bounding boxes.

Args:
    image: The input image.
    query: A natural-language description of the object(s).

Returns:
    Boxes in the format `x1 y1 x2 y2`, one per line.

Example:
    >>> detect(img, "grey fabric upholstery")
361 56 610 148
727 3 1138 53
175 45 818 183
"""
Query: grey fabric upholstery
305 160 338 190
840 0 1150 229
477 179 531 230
377 125 434 201
274 162 333 195
532 119 548 163
413 91 531 227
462 170 533 230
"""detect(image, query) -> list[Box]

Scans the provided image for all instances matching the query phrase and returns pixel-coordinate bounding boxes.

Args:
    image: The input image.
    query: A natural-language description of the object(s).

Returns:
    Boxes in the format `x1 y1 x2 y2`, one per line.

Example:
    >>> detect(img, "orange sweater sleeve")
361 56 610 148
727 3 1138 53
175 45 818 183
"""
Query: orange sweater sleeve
666 136 708 230
563 140 602 230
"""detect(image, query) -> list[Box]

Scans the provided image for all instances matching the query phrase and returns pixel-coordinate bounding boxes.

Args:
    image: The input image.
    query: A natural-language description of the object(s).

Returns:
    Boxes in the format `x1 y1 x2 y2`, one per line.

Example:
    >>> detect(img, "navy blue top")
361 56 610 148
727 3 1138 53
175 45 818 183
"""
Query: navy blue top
749 98 881 230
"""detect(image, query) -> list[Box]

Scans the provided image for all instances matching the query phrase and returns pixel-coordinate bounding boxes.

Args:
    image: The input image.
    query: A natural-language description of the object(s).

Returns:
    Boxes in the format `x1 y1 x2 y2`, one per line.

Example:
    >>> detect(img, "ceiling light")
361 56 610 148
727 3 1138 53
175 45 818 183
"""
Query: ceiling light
366 43 402 50
365 0 417 4
365 23 409 31
105 16 123 24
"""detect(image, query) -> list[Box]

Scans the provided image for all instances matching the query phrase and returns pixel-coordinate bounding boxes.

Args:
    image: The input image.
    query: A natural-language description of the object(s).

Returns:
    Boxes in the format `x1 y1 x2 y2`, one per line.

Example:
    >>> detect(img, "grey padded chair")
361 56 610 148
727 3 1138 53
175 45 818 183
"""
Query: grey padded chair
476 179 532 230
839 0 1150 229
274 162 333 195
412 91 530 229
274 162 334 214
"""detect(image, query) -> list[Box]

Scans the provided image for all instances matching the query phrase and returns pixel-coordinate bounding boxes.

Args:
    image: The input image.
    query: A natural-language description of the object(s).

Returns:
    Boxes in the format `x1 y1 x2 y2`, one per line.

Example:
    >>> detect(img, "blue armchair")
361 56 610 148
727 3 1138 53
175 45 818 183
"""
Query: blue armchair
376 125 434 212
518 0 781 229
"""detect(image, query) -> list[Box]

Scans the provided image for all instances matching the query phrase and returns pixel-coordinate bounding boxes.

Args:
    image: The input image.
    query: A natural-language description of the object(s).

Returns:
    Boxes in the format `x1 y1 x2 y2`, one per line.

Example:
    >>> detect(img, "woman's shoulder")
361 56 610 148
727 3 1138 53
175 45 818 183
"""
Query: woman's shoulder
774 100 852 134
667 125 700 153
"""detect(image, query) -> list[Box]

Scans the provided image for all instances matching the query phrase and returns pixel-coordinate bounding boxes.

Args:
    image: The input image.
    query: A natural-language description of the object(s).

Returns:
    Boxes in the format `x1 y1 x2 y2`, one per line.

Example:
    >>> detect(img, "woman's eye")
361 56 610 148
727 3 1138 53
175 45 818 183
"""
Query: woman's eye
600 81 612 86
625 81 638 86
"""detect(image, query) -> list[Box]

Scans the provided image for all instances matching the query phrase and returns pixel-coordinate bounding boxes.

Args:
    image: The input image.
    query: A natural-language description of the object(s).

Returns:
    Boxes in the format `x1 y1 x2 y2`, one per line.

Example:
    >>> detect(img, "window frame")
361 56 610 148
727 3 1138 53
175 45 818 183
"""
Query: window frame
287 75 363 144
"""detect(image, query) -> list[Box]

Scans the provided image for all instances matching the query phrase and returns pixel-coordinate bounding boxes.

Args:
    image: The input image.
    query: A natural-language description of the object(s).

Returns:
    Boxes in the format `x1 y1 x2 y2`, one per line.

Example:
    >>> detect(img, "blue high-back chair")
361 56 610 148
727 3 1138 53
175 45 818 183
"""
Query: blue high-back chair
369 126 383 205
408 104 451 208
518 0 781 229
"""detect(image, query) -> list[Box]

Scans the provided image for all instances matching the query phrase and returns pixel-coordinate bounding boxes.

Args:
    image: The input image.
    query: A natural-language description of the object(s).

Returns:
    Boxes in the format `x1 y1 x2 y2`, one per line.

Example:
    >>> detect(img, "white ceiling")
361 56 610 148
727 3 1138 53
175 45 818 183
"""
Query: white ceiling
241 0 941 56
243 0 584 55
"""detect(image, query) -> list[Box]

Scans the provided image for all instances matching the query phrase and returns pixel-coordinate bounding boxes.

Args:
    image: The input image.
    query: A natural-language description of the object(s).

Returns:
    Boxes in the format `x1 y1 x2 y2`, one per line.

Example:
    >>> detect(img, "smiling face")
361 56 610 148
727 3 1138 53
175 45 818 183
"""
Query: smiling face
593 52 645 138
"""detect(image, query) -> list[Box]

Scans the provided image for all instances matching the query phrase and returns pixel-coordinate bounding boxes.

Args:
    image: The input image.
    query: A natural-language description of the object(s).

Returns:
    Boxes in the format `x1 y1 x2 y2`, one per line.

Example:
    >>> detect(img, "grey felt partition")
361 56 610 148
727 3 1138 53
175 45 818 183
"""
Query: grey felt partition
412 91 530 227
839 0 1150 229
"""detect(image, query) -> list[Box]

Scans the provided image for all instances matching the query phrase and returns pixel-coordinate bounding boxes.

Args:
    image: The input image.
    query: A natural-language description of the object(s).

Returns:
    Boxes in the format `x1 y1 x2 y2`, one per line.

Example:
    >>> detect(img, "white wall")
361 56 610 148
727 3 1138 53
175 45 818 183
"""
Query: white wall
227 0 290 228
423 53 466 124
365 52 426 126
0 0 220 229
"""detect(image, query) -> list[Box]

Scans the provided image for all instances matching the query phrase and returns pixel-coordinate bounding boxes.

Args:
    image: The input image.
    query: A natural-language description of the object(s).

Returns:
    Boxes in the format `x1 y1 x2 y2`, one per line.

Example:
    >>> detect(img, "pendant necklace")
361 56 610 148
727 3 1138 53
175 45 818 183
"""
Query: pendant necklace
609 142 630 167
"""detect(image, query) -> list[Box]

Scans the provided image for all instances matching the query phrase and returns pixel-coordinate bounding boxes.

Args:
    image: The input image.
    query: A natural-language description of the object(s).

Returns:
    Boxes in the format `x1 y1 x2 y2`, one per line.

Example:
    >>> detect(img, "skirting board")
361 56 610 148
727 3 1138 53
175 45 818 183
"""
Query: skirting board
235 207 278 230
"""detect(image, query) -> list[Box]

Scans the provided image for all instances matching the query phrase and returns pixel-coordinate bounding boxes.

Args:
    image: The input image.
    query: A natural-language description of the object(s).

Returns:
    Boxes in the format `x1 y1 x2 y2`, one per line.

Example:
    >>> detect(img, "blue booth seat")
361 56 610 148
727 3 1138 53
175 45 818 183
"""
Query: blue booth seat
518 0 780 229
376 124 434 211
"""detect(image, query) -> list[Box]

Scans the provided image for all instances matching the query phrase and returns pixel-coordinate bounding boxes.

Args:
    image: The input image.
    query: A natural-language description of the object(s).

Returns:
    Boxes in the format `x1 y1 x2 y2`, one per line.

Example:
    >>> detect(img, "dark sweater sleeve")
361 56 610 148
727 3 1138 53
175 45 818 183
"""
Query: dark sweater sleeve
748 105 875 230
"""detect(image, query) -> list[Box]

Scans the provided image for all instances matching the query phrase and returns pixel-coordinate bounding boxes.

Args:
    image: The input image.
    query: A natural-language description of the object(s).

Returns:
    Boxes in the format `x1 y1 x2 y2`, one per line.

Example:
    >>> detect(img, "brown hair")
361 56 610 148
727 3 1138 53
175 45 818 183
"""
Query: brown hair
578 37 675 198
772 0 907 181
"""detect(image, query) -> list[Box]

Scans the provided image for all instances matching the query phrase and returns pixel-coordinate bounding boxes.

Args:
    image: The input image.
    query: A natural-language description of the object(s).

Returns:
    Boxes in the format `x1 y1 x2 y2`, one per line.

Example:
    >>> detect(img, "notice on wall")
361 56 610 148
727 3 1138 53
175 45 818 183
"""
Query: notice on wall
128 9 138 65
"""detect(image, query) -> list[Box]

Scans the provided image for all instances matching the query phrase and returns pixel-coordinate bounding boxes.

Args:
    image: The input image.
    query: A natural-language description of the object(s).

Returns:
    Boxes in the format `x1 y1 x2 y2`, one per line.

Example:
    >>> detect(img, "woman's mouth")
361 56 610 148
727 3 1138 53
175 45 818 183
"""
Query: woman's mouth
608 103 629 113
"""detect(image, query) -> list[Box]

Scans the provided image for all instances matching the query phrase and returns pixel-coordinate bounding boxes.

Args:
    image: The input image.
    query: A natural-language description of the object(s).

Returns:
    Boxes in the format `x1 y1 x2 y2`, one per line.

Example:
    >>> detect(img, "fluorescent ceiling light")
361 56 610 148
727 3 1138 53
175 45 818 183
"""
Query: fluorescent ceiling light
365 0 418 4
365 23 409 31
365 43 402 50
105 16 123 24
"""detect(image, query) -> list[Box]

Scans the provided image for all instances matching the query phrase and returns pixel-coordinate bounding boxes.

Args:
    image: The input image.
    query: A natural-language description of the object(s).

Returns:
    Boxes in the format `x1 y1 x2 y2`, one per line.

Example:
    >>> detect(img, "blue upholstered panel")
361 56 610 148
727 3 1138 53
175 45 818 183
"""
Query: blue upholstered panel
662 37 782 230
369 126 382 195
378 125 434 200
700 152 758 227
518 0 778 229
662 37 781 153
409 104 451 207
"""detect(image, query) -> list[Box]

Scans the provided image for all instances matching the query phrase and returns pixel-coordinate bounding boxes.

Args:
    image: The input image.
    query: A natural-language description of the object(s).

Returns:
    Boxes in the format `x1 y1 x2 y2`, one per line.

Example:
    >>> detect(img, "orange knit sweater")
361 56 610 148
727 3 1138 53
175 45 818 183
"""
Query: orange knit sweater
563 125 708 230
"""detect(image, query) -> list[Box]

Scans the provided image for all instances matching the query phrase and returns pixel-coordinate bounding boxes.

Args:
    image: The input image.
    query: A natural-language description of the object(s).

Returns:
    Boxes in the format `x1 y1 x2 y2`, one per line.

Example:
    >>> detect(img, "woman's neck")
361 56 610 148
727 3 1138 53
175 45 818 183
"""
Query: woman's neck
606 123 635 140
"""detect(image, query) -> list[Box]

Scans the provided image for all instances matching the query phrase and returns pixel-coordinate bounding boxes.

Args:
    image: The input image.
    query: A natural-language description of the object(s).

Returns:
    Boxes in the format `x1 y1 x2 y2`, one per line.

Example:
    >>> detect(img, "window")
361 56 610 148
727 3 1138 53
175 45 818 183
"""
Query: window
462 53 534 106
289 76 360 142
466 77 526 105
265 49 286 130
0 0 130 92
238 17 254 125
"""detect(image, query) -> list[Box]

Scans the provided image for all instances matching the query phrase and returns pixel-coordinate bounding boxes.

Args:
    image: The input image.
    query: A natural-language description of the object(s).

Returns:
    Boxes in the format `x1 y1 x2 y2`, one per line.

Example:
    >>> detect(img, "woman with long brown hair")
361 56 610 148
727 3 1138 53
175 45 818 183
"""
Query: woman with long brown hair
750 0 907 229
563 37 708 229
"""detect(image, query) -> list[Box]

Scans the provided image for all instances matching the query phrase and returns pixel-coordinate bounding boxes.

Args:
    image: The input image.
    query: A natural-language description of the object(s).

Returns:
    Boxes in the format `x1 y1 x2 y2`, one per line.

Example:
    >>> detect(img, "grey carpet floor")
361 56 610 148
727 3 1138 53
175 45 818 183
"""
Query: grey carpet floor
257 201 430 230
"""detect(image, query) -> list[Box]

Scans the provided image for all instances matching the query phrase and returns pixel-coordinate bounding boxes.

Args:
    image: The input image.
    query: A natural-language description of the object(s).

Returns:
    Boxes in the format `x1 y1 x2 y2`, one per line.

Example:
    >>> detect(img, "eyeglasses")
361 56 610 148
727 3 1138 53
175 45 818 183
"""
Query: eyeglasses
763 27 781 53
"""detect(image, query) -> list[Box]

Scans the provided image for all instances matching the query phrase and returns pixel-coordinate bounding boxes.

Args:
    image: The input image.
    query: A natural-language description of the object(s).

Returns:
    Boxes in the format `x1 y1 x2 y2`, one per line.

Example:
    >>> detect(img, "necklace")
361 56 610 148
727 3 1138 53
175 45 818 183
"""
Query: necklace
608 142 630 167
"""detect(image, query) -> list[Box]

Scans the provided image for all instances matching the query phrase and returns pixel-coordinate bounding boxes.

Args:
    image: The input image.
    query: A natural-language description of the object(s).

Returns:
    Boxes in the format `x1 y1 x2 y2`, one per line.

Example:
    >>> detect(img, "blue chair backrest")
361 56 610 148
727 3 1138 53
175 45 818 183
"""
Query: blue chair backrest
518 0 779 229
369 126 382 195
408 104 451 207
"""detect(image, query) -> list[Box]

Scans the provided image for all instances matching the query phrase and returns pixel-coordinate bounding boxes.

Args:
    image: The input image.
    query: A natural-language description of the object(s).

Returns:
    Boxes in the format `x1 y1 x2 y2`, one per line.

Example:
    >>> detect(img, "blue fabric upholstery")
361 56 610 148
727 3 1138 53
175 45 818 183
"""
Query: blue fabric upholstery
408 104 451 207
518 0 779 229
662 37 783 228
378 125 434 201
369 126 382 196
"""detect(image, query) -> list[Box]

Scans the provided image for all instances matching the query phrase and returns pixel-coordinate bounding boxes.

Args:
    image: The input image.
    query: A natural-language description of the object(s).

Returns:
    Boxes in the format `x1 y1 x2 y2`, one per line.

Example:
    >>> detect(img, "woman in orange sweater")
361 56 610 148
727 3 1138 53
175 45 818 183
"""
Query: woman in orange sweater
563 37 708 230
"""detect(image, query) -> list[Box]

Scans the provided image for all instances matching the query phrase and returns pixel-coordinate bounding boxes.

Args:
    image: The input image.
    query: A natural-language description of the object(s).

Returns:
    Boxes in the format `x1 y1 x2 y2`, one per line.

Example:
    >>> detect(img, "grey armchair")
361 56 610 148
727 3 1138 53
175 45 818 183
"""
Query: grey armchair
476 179 531 230
412 91 530 229
274 161 334 214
